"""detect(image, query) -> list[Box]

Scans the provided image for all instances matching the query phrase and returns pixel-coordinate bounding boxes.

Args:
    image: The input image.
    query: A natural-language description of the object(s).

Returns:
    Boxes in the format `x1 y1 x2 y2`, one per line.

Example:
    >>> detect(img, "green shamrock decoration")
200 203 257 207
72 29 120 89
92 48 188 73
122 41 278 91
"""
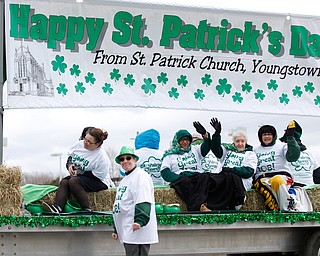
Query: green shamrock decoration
56 83 68 96
267 79 278 91
85 72 96 85
157 72 168 85
75 82 86 95
102 83 113 95
70 64 81 77
201 74 212 87
304 82 315 93
254 89 265 101
314 95 320 106
168 87 179 99
141 78 156 95
232 92 243 103
292 86 303 97
279 93 290 105
51 55 67 75
124 74 135 87
110 68 121 81
177 75 188 87
194 89 205 101
241 81 252 93
216 78 232 96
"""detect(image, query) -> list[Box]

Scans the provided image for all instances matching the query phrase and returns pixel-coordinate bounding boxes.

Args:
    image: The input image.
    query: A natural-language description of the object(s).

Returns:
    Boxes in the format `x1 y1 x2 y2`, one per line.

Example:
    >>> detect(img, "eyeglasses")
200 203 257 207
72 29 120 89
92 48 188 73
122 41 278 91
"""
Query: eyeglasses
84 138 96 145
119 156 132 162
262 133 273 137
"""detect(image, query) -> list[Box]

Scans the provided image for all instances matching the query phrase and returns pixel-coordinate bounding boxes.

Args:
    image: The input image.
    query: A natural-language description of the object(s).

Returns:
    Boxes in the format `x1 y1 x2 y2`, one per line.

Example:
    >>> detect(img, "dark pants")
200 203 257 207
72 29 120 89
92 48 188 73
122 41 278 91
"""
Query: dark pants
123 243 150 256
56 172 108 210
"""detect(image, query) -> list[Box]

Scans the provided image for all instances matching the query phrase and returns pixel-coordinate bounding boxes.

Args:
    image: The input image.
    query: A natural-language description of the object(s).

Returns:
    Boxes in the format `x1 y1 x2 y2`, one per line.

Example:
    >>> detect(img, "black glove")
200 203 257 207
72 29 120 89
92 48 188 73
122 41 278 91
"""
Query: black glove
210 117 222 135
193 121 206 135
284 120 296 137
284 128 295 137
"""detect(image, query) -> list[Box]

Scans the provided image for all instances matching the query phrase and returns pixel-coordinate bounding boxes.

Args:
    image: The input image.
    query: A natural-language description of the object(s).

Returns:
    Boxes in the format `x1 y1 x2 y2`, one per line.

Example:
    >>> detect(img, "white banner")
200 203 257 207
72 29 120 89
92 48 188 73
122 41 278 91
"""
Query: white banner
4 0 320 116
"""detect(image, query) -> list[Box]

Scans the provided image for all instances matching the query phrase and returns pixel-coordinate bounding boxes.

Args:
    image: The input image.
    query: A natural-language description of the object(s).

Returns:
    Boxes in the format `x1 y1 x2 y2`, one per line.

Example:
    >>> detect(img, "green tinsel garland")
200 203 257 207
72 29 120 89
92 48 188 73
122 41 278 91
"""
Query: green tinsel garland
1 212 320 228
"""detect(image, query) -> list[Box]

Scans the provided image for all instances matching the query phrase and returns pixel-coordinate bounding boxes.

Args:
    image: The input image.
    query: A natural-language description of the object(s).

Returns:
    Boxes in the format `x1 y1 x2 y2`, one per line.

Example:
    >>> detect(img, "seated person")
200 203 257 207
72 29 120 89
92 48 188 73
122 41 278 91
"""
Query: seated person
253 121 313 212
43 127 114 213
210 117 257 192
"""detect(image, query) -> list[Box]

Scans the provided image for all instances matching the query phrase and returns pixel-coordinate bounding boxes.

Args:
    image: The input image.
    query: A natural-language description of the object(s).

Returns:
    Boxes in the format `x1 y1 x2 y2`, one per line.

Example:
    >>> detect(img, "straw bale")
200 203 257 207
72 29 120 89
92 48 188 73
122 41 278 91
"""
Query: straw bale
0 205 21 216
0 165 22 185
87 189 116 211
241 189 265 211
41 189 117 211
0 165 22 216
306 185 320 212
40 186 320 213
154 188 187 212
0 186 22 216
41 192 56 204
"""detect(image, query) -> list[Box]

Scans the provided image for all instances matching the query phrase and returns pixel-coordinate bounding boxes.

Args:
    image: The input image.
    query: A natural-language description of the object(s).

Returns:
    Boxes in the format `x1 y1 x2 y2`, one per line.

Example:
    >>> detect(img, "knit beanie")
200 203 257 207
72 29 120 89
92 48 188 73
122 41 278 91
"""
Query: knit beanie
258 125 277 146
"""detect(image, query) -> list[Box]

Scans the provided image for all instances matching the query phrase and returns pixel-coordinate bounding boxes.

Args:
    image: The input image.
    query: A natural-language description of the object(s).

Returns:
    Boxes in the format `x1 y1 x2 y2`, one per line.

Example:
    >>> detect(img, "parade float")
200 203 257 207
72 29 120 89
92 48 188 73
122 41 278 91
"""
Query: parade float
1 0 320 255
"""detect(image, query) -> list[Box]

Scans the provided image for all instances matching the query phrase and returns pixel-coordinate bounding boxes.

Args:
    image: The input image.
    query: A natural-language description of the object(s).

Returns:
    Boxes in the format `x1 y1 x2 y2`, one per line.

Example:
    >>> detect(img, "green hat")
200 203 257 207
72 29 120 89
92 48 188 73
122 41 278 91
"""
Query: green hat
115 146 139 164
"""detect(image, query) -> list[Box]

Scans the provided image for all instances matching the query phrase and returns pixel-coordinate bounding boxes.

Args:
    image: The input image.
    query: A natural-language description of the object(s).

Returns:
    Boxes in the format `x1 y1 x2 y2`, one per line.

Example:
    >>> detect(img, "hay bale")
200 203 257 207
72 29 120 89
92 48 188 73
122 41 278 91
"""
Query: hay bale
241 189 265 211
87 189 116 211
41 191 56 204
154 188 187 212
41 189 117 212
40 185 320 213
0 165 22 216
41 188 186 212
306 185 320 212
0 165 22 185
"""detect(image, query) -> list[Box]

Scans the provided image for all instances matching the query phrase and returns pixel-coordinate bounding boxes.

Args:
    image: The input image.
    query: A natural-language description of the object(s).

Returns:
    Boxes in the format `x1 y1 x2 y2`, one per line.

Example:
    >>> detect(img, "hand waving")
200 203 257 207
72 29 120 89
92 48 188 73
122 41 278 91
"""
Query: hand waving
284 120 296 137
193 121 207 135
210 117 222 135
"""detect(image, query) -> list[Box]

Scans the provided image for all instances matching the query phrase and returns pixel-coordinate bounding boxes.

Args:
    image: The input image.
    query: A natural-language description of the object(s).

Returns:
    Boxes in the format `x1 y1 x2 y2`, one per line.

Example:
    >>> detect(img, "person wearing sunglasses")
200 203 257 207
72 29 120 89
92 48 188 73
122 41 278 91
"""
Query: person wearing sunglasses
43 127 114 213
112 146 158 256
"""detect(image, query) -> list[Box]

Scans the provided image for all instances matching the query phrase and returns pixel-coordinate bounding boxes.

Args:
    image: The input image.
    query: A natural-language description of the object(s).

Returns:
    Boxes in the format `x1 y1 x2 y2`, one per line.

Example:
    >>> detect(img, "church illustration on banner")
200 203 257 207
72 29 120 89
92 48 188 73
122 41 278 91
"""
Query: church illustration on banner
9 43 54 97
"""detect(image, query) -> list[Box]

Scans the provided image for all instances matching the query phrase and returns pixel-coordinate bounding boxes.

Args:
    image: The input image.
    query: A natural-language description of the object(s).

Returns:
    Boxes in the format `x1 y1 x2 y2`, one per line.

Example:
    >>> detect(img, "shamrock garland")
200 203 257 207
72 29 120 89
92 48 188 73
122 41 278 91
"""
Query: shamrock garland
1 212 320 228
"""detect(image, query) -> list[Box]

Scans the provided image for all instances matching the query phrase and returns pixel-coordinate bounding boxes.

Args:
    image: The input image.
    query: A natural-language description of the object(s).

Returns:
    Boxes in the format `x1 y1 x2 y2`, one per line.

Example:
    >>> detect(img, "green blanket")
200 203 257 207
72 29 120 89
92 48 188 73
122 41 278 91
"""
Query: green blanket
21 184 58 205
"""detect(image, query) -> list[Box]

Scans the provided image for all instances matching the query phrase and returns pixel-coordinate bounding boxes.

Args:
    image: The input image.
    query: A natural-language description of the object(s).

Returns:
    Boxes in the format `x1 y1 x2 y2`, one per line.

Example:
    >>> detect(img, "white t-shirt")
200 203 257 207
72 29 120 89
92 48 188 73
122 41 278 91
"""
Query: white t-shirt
113 167 158 244
253 142 290 181
201 152 219 173
160 145 204 174
288 150 319 185
135 148 164 185
67 141 114 188
217 146 257 190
